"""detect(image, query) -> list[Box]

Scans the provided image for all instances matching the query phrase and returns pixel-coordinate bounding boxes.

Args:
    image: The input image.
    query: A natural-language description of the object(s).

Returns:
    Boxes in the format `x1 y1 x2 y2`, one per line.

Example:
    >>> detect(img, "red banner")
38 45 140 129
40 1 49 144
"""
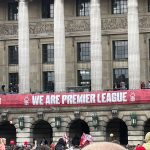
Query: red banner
0 89 150 107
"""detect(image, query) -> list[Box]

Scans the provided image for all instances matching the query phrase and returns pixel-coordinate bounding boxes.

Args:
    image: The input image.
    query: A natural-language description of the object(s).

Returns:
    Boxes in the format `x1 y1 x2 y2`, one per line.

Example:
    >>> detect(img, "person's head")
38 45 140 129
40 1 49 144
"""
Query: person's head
0 138 3 144
2 138 6 145
82 142 126 150
144 132 150 143
57 138 66 146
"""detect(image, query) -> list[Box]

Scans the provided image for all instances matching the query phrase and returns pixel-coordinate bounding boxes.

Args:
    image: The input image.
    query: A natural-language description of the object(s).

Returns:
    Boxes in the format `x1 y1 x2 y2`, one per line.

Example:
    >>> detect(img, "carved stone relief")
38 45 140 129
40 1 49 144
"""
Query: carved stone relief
0 14 150 39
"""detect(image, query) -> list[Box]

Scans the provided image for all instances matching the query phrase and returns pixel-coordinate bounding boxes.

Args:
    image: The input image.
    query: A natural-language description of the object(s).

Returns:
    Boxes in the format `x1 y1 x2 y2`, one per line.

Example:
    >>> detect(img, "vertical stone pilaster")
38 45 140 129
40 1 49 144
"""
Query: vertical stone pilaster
90 0 102 91
54 0 66 92
18 0 30 93
128 130 144 146
16 116 32 145
128 0 140 89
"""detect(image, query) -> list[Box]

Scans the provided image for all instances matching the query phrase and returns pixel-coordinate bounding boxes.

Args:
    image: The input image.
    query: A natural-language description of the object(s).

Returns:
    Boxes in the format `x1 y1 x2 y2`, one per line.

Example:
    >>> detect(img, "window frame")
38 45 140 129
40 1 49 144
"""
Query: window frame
77 42 90 62
76 0 90 16
42 0 54 18
8 45 18 65
9 73 18 85
43 71 54 92
42 43 54 64
8 1 18 21
113 68 128 89
77 69 91 87
113 40 128 60
148 0 150 12
9 73 19 93
112 0 128 14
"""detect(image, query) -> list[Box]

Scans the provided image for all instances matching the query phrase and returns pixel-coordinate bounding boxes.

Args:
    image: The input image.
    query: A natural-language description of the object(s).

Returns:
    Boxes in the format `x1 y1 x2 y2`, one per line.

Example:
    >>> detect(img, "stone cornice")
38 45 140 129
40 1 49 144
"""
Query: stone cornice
0 14 150 40
16 0 32 2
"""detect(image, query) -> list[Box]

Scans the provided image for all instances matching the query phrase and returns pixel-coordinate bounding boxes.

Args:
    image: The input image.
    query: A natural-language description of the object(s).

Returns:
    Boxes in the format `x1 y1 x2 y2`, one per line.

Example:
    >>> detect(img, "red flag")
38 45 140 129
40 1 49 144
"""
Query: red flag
79 133 93 148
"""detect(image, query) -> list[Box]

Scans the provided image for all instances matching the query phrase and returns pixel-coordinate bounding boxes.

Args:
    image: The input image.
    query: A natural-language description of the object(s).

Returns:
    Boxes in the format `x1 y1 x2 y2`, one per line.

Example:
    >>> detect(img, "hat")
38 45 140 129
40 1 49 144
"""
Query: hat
135 146 145 150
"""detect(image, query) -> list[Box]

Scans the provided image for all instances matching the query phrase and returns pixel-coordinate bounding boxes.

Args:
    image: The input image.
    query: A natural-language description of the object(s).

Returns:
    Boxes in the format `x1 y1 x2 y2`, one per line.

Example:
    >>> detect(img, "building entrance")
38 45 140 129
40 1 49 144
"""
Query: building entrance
0 121 16 145
106 118 128 145
69 119 89 146
144 119 150 136
32 120 53 145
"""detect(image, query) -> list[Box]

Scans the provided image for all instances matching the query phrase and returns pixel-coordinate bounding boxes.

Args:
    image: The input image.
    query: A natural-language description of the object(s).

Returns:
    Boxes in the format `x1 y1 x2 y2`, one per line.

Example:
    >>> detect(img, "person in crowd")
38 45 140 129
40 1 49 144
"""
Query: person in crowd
72 136 80 148
148 81 150 89
141 81 145 89
55 138 66 150
50 143 55 150
0 138 5 150
120 81 126 90
1 85 5 92
82 142 126 150
135 146 146 150
113 83 118 90
9 83 14 93
134 144 141 150
41 137 48 145
13 84 19 93
143 132 150 150
31 139 37 150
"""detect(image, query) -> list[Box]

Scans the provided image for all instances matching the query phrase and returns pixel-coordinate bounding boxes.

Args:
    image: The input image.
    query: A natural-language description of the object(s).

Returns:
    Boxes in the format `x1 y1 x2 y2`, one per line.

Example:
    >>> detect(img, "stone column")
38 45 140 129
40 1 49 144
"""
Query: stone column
54 0 66 92
128 0 140 89
18 0 30 93
90 0 102 91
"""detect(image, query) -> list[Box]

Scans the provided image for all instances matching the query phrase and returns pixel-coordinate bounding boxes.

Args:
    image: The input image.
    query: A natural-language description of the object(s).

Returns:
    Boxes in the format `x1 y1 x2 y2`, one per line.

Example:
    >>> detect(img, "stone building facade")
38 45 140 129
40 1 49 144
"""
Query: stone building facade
0 0 150 147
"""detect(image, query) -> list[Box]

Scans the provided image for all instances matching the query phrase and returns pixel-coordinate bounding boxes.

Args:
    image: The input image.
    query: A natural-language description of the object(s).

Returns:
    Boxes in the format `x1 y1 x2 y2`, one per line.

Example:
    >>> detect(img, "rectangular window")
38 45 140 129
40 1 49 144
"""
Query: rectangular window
8 45 18 64
9 73 19 93
113 40 128 60
43 71 54 92
78 70 91 88
148 0 150 12
77 42 90 62
42 0 54 18
8 2 18 20
42 44 54 64
113 68 128 90
112 0 127 14
76 0 90 16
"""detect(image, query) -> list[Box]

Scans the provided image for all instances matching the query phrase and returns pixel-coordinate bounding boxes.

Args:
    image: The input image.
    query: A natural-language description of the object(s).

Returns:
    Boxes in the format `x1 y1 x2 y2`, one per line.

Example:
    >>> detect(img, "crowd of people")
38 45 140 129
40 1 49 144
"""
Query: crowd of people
0 83 19 93
1 132 150 150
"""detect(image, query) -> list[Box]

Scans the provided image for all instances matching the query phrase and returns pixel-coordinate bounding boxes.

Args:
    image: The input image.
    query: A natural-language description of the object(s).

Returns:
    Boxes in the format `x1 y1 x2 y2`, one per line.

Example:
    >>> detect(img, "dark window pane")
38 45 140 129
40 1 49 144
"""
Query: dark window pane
8 2 18 20
42 44 54 64
42 0 54 18
76 0 90 16
113 68 128 90
148 0 150 12
9 73 19 93
43 71 54 92
112 0 127 14
113 40 128 60
8 45 18 64
77 42 90 62
77 70 91 88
